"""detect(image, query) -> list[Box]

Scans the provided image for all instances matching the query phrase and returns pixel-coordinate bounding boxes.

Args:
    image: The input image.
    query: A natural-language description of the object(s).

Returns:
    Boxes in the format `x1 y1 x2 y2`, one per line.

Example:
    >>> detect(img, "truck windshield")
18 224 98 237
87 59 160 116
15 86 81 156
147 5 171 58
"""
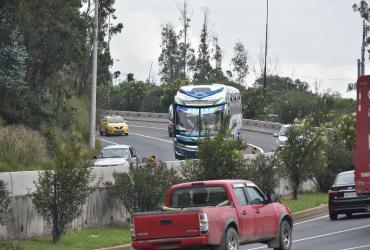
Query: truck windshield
175 105 224 137
170 186 228 208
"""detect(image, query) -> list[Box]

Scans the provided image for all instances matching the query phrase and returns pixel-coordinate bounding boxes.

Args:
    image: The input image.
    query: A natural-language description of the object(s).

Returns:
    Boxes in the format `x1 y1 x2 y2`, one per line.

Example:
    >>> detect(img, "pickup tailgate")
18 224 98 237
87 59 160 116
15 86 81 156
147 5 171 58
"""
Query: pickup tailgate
133 211 200 240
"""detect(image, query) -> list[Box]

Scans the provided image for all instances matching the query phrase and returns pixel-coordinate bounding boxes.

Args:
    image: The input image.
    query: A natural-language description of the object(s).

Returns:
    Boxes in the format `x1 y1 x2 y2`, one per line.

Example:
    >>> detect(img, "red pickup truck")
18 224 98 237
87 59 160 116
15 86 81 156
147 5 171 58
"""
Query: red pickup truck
131 179 292 250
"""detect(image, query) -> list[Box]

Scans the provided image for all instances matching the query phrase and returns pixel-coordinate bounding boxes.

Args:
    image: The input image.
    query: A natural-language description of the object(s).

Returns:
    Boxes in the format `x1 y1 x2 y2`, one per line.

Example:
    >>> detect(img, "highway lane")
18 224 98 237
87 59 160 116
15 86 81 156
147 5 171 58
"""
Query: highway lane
244 213 370 250
98 120 277 161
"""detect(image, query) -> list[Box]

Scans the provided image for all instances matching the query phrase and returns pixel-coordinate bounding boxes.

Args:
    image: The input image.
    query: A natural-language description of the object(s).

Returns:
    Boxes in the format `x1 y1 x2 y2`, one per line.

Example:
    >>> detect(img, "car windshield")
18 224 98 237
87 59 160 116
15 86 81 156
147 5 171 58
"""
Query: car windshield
279 126 291 136
107 117 124 123
175 105 224 137
334 172 355 186
100 148 130 158
170 186 228 208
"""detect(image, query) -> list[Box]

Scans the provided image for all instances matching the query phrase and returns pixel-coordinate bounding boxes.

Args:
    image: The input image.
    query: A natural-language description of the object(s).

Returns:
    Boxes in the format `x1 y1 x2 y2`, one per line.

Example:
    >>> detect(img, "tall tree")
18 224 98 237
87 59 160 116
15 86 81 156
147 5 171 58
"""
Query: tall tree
231 42 249 84
178 0 195 79
158 24 182 83
193 9 213 84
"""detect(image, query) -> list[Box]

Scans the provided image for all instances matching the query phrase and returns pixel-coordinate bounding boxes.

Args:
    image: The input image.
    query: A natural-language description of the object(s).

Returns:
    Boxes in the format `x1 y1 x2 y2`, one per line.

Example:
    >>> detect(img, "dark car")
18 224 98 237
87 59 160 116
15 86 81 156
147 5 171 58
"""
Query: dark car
328 170 368 220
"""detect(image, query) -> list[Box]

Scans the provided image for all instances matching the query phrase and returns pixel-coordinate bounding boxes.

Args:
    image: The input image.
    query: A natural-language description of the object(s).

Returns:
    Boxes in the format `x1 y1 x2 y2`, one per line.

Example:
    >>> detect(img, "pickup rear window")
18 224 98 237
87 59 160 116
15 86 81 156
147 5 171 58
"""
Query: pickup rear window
170 186 228 208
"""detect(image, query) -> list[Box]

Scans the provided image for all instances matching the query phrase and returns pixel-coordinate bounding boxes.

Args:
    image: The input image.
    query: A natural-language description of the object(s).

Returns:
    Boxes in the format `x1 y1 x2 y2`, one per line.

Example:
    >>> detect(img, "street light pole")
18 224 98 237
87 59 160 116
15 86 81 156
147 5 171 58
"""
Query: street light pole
263 0 269 96
89 0 99 148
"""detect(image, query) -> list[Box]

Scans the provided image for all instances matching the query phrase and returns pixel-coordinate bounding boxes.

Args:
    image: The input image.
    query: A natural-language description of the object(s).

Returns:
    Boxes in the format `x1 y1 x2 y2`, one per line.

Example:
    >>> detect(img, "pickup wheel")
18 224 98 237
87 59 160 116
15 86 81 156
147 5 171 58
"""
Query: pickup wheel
215 227 239 250
274 220 292 250
329 211 338 220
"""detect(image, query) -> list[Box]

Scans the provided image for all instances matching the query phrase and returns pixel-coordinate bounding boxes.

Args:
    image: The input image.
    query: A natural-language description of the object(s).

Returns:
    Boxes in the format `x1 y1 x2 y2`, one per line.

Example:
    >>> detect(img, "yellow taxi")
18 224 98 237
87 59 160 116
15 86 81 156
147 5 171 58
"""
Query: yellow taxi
99 115 129 136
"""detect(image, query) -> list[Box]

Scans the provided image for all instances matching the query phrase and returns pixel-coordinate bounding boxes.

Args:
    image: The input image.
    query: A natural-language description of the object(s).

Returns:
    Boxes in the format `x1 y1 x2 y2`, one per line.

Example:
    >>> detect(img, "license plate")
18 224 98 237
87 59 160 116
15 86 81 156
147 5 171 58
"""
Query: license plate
344 192 357 198
116 129 121 133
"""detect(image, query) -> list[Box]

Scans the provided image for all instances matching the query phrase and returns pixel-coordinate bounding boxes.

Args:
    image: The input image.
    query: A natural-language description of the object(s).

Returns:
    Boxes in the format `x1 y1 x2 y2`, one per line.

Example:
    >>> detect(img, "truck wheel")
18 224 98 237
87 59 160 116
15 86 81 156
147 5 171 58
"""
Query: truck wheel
215 227 239 250
329 211 338 220
274 220 292 250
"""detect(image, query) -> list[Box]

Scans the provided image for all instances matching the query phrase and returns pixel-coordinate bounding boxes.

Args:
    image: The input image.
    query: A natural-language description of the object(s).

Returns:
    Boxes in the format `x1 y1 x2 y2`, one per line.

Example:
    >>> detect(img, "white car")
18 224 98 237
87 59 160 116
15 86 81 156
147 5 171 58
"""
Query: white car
273 124 292 149
94 144 139 167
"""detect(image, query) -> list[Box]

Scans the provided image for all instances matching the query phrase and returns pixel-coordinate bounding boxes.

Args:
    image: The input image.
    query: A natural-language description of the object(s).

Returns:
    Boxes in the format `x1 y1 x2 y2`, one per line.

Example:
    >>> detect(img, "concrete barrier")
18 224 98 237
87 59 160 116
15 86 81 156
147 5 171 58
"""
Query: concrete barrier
100 110 282 135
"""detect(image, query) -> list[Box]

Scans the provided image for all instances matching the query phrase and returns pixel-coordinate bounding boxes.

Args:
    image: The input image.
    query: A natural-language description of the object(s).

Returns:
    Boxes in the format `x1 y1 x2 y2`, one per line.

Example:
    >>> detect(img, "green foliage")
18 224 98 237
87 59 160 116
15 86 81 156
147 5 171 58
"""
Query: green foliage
335 112 356 151
0 125 49 169
0 180 10 225
180 134 247 181
231 42 248 84
109 160 182 213
158 24 183 83
245 154 279 196
312 135 353 192
110 81 147 111
32 131 94 243
277 124 326 199
192 10 213 84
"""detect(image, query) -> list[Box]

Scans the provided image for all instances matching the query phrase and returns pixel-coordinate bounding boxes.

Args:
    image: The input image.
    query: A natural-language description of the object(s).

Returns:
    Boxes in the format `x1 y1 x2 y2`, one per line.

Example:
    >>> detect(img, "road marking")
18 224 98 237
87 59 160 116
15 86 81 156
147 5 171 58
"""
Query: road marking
130 133 173 143
340 245 370 250
130 124 266 153
293 224 370 243
246 224 370 250
98 138 118 145
130 125 167 130
294 215 328 225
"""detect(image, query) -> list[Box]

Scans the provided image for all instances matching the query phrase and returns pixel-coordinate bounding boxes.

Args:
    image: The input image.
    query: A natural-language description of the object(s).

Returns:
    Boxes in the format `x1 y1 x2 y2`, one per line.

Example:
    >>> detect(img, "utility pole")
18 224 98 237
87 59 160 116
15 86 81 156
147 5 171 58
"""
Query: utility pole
361 19 367 76
89 0 99 148
263 0 269 96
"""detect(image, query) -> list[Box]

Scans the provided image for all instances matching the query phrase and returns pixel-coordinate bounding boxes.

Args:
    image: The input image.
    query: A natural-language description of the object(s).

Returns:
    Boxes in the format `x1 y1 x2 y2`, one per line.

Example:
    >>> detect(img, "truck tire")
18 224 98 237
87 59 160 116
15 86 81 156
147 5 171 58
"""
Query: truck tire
274 220 292 250
215 227 239 250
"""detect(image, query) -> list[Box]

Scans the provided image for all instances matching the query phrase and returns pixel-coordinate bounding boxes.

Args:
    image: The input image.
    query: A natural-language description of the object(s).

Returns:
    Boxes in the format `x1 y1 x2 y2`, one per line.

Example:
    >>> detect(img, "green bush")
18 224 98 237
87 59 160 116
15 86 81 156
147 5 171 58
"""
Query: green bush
244 154 279 196
180 134 247 181
108 160 182 213
0 125 49 170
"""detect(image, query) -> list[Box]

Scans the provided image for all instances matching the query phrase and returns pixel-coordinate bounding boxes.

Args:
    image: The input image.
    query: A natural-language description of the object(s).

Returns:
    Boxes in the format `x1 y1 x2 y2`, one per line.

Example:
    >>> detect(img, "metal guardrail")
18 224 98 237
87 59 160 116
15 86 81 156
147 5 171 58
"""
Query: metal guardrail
100 110 282 135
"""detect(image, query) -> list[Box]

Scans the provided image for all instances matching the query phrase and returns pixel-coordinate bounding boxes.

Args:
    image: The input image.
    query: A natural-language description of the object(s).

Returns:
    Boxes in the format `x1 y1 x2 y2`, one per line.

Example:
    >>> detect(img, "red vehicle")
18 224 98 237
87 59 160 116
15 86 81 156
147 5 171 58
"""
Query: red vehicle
131 180 292 250
355 75 370 210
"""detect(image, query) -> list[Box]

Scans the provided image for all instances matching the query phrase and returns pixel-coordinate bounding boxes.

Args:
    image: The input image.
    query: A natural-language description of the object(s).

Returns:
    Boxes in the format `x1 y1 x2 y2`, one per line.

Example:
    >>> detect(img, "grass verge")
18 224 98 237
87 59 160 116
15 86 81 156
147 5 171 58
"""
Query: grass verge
281 192 328 213
0 226 130 250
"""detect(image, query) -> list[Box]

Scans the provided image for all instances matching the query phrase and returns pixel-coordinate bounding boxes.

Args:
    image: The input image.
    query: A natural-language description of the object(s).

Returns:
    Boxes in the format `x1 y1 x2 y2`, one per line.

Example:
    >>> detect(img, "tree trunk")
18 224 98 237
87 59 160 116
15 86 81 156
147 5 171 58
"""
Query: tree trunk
292 183 299 200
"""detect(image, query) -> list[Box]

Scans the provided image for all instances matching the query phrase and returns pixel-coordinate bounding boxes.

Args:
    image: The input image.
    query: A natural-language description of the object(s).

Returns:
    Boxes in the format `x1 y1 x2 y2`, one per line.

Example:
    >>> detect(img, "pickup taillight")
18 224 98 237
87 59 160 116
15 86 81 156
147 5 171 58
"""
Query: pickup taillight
199 213 208 234
130 217 135 240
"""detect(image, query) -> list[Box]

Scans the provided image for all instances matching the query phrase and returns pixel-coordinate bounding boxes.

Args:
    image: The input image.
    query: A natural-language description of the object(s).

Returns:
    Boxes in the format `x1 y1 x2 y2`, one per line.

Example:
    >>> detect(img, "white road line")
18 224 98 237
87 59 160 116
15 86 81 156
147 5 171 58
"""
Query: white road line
293 224 370 243
130 133 173 143
129 125 167 130
247 143 264 153
98 138 118 145
246 223 370 250
294 215 328 225
340 245 370 250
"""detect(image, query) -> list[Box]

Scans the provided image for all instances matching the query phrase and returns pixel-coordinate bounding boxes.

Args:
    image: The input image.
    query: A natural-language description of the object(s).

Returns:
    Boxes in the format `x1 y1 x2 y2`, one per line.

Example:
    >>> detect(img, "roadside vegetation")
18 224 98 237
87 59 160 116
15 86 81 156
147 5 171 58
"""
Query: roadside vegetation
0 226 131 250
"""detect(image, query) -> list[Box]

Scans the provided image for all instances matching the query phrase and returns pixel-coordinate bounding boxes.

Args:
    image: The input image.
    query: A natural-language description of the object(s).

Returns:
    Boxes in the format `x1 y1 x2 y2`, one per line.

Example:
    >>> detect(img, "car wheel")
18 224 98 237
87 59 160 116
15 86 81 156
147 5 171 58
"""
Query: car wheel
274 220 292 250
125 133 128 136
99 129 103 136
329 211 338 220
214 227 239 250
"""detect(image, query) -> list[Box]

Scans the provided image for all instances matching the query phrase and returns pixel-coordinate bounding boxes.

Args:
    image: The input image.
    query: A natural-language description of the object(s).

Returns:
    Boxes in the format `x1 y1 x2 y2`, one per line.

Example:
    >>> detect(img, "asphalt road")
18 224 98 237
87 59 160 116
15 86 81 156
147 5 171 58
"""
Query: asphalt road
244 212 370 250
97 120 278 161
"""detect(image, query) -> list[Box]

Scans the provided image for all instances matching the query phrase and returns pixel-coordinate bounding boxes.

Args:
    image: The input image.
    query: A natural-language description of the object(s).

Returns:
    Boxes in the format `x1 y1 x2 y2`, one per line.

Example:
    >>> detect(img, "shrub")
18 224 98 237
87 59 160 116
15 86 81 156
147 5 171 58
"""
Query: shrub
244 154 279 196
0 125 49 169
180 134 247 181
277 124 326 199
109 160 182 213
32 131 94 243
312 136 353 192
0 179 10 224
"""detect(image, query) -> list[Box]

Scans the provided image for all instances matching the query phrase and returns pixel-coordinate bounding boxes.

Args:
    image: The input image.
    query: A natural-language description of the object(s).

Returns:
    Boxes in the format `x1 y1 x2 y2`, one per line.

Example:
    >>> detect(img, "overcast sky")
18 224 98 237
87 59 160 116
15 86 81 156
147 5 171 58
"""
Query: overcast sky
110 0 365 99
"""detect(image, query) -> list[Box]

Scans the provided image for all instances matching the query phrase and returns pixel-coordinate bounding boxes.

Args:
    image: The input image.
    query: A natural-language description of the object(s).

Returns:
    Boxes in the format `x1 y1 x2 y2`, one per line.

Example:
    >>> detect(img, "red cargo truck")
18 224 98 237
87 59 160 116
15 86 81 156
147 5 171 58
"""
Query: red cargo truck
131 179 292 250
355 75 370 210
